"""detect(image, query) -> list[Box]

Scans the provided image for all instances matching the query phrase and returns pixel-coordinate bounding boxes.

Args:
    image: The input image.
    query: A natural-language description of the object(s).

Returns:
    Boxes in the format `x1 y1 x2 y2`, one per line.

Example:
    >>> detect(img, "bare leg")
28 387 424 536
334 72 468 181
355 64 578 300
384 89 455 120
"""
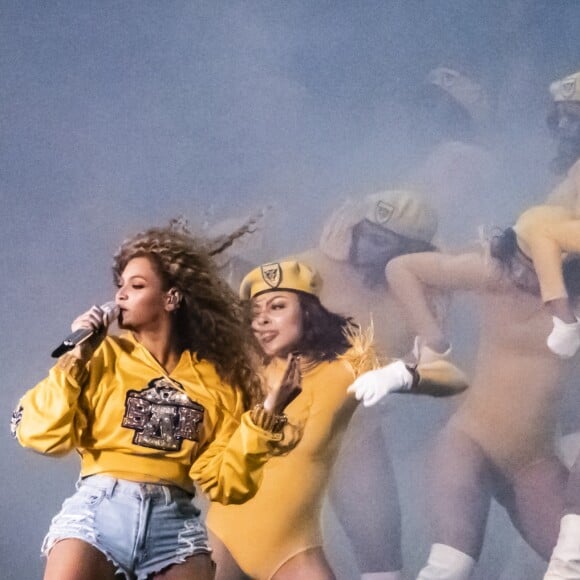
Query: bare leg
272 547 335 580
424 427 493 559
500 456 568 560
328 405 403 575
44 539 118 580
153 553 215 580
565 448 580 515
207 530 250 580
417 427 493 580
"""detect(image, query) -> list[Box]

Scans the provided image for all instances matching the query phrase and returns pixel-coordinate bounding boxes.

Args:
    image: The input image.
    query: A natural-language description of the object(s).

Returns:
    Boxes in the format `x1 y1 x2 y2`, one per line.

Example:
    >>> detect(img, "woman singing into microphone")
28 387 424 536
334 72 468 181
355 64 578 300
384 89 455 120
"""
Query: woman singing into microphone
11 223 299 580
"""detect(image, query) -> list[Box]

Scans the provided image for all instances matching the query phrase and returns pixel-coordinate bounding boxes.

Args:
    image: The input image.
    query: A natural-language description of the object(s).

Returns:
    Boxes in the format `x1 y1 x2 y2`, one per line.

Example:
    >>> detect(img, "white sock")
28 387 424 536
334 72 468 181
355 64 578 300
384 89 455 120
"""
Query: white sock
416 544 475 580
361 572 403 580
544 514 580 579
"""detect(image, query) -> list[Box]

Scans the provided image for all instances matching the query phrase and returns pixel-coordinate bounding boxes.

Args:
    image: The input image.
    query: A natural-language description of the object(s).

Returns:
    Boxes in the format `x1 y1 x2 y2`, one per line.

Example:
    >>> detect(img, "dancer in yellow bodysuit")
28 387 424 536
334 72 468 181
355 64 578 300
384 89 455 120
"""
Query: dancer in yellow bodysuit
207 259 467 580
356 242 580 579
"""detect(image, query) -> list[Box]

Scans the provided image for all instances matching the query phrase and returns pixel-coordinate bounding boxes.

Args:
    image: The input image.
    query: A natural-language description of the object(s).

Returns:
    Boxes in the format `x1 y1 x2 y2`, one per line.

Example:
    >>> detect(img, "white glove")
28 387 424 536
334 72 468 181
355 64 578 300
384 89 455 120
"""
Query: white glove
547 316 580 359
347 360 414 407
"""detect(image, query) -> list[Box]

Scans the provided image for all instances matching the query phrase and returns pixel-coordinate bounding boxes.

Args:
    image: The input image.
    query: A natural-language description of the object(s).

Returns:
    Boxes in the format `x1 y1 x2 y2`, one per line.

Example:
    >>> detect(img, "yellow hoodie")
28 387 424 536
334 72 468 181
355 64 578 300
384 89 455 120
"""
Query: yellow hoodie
13 333 279 503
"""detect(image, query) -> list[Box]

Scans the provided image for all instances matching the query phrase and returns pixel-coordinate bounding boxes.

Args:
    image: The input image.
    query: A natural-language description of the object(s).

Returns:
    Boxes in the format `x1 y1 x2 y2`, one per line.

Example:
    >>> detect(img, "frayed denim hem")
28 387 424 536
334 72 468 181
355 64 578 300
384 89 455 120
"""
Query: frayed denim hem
41 534 129 579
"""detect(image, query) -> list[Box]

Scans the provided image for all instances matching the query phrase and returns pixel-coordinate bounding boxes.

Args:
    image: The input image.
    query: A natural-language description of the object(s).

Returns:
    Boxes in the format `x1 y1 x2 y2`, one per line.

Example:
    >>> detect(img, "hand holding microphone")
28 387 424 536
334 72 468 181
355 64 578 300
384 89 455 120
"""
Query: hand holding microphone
51 301 119 358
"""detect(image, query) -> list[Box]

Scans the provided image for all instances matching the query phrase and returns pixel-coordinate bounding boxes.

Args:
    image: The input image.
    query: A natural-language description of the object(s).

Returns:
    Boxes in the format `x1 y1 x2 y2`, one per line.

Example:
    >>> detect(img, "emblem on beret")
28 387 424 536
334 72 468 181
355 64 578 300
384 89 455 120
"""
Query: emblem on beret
441 69 457 88
261 262 282 288
561 78 577 99
375 201 394 224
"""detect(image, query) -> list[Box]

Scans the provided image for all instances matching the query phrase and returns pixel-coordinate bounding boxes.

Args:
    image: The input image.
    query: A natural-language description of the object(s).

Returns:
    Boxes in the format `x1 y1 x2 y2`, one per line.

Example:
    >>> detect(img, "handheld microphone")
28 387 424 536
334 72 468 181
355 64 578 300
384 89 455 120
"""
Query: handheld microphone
51 301 120 358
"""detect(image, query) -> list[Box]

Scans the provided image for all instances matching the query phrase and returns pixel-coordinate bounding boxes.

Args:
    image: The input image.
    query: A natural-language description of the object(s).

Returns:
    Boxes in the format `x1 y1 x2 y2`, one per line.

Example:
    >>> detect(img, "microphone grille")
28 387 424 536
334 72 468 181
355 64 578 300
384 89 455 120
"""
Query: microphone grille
101 301 120 325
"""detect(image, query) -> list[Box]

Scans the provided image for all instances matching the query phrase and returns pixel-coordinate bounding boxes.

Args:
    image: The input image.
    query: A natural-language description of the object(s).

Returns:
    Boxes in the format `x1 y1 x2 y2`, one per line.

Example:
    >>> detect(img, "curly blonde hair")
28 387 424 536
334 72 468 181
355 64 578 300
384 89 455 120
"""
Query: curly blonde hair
112 222 262 408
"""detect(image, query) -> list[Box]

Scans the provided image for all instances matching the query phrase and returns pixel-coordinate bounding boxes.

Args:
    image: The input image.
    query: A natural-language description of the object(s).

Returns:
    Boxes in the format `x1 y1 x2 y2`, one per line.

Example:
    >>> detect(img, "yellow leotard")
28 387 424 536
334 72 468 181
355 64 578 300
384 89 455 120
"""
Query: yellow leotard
207 354 358 579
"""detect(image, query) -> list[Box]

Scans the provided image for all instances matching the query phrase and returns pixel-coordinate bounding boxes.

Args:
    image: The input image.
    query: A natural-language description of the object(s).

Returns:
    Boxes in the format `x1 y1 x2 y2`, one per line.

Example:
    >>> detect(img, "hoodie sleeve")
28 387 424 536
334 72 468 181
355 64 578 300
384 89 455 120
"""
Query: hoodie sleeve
12 353 90 455
190 386 282 505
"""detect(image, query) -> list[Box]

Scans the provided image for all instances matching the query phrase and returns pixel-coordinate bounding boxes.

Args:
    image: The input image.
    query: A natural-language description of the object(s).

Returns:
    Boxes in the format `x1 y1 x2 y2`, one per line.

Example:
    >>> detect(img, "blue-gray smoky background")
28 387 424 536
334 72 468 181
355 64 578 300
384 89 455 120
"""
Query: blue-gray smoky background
1 2 578 578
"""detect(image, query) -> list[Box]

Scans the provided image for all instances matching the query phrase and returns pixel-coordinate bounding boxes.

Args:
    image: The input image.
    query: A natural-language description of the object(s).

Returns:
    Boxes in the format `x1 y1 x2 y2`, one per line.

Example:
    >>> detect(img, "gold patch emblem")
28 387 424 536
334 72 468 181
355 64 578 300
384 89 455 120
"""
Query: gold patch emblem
375 201 394 224
122 378 204 451
261 262 282 288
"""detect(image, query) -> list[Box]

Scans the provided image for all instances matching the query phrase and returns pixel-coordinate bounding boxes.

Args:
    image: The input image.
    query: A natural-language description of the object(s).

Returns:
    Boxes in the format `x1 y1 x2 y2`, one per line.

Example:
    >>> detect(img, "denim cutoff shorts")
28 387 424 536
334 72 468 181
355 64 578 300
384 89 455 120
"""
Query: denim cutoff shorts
41 475 211 579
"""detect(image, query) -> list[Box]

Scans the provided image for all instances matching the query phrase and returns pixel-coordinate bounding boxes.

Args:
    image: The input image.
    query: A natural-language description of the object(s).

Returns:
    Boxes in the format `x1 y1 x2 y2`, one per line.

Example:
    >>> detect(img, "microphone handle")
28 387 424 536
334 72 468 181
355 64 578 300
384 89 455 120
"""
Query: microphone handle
51 327 93 358
63 327 94 349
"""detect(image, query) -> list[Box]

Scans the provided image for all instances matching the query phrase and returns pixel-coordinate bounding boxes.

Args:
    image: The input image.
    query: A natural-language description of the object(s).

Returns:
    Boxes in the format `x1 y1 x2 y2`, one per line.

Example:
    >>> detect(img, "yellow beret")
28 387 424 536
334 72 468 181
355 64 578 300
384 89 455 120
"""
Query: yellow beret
239 260 322 300
426 67 490 124
550 71 580 103
363 189 438 243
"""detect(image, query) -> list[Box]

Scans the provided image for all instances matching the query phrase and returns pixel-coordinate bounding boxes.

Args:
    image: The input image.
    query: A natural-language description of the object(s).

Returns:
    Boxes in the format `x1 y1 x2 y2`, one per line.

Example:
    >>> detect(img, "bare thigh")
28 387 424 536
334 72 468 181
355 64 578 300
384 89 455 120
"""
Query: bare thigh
425 426 494 560
500 455 568 560
272 547 335 580
207 530 250 580
565 448 580 514
153 553 215 580
327 406 402 572
44 539 117 580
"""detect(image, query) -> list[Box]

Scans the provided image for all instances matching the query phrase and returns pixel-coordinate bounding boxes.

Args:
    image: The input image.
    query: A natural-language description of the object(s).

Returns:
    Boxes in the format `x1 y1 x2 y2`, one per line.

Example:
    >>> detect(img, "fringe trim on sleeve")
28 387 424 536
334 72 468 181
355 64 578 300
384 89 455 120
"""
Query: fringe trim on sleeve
338 321 382 378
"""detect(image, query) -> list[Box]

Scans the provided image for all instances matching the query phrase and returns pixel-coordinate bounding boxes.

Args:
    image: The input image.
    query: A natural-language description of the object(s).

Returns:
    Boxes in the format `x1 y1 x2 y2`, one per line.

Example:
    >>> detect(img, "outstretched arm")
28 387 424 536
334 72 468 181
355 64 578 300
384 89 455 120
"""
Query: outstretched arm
348 347 469 406
386 251 494 350
344 250 496 404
